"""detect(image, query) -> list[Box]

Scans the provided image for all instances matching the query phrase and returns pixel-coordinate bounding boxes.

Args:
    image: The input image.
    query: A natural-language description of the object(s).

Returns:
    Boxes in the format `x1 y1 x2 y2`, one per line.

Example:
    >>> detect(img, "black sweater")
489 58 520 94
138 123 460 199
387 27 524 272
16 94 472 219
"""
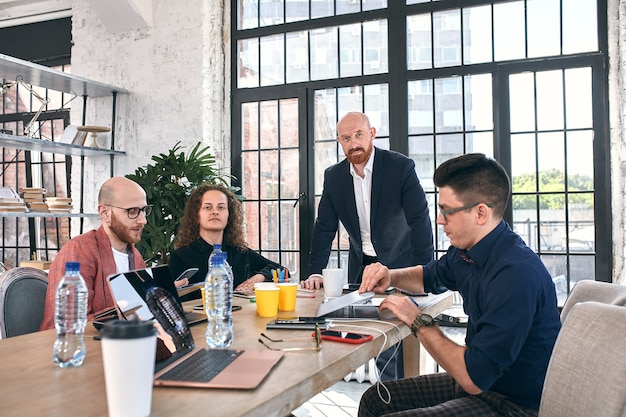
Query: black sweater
168 238 281 293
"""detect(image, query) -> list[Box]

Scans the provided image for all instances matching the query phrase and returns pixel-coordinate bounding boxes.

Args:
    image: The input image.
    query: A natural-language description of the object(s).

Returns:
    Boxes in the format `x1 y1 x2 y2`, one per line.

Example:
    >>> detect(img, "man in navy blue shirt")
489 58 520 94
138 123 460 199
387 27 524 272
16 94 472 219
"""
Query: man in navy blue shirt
358 153 561 417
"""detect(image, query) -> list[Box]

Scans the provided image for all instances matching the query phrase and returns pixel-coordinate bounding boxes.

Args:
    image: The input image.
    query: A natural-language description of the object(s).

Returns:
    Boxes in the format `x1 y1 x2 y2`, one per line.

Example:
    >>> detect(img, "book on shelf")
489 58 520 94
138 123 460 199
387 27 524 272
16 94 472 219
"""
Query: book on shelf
72 130 88 146
47 208 73 213
18 187 45 194
0 207 27 212
58 125 87 146
46 197 73 212
27 202 49 213
0 186 19 199
46 197 72 202
0 187 26 212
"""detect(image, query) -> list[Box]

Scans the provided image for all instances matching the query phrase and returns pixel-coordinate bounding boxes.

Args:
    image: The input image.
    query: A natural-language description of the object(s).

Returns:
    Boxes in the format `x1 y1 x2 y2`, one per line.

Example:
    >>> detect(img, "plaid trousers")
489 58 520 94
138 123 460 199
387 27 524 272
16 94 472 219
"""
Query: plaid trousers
358 373 538 417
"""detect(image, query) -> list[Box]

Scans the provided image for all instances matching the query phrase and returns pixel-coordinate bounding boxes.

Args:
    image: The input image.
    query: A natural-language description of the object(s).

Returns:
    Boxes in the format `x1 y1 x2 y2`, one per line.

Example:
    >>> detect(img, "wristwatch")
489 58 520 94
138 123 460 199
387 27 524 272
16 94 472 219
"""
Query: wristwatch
410 314 435 337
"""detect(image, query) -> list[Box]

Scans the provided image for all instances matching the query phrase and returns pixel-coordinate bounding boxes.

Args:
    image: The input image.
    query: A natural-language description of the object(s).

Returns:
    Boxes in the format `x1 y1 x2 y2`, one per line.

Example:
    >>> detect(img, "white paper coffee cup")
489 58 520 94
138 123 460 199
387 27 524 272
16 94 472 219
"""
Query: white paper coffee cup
100 320 157 417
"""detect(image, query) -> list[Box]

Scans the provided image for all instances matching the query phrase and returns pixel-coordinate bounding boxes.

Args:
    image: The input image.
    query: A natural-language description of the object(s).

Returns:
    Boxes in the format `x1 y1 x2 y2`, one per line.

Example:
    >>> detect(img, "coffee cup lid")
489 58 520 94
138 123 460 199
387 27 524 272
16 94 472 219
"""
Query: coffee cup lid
99 319 156 339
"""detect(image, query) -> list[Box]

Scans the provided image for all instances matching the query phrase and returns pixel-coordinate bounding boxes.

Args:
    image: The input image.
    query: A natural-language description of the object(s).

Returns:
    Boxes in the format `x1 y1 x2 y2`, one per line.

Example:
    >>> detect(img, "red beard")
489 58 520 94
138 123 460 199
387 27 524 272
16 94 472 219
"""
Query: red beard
346 145 373 165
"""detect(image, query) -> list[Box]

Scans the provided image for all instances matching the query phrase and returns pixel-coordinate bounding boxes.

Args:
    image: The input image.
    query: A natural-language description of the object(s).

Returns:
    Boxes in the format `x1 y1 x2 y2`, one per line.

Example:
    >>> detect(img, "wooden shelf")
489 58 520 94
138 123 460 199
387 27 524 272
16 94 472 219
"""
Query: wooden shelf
0 53 128 97
0 133 125 157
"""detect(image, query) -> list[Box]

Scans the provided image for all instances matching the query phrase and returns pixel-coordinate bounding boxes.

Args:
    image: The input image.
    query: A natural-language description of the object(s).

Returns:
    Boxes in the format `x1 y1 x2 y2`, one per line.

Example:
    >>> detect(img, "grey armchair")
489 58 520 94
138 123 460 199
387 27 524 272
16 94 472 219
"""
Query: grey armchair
560 279 626 321
539 301 626 417
0 267 48 339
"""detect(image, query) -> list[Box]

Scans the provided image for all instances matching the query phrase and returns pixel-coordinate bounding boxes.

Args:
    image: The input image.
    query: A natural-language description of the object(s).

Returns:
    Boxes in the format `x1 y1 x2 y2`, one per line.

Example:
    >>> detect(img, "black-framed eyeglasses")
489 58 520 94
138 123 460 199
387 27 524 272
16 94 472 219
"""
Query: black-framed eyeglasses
105 204 153 219
258 324 322 352
439 202 493 222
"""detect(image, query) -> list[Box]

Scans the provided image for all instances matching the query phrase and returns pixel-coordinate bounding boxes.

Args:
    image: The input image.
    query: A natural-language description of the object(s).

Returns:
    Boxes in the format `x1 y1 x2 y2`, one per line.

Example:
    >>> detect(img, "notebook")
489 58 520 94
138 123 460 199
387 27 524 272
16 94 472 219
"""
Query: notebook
107 266 284 389
107 265 207 326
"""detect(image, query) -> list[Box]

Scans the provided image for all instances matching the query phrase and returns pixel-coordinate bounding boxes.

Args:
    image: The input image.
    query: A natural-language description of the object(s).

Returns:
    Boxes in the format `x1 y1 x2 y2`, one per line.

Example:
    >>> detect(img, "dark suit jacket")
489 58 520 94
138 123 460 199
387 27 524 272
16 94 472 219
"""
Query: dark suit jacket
308 148 434 283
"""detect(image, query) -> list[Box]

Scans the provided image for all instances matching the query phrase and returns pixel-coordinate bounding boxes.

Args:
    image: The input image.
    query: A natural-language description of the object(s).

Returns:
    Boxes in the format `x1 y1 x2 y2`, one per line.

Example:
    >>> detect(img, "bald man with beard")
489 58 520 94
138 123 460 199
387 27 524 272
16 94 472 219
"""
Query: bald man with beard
301 112 434 380
40 177 149 330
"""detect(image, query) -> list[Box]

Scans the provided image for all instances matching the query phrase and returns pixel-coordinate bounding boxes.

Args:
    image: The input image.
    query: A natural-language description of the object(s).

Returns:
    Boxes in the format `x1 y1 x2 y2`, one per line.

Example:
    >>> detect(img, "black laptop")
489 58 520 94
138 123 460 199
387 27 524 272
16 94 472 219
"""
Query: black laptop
106 265 207 326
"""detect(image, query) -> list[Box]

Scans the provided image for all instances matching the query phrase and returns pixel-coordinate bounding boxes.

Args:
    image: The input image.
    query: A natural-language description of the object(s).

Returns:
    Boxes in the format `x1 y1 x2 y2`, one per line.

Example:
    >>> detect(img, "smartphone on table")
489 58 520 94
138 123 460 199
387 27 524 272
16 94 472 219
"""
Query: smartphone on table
317 330 373 344
175 267 199 283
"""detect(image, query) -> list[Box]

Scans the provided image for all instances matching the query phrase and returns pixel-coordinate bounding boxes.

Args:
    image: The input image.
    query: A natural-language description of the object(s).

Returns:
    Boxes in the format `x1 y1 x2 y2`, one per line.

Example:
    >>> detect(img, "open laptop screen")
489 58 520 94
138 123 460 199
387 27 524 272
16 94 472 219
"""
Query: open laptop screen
108 265 181 321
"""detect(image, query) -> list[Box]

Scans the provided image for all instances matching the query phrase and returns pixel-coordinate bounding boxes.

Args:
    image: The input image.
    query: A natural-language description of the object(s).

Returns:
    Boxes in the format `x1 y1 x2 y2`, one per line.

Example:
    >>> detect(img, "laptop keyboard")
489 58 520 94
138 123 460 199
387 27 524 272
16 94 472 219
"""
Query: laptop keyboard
157 349 243 382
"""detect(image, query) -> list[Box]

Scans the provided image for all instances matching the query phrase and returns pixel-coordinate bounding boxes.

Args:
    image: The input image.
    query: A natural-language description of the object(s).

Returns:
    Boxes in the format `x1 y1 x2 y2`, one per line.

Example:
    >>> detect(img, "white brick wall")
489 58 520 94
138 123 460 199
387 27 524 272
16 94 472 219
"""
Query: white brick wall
69 0 230 227
607 0 626 284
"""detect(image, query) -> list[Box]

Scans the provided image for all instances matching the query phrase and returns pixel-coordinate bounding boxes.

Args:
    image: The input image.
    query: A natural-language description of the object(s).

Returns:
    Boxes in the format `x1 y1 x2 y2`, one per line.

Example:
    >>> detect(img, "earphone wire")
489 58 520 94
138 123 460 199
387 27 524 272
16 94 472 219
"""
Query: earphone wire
326 319 403 404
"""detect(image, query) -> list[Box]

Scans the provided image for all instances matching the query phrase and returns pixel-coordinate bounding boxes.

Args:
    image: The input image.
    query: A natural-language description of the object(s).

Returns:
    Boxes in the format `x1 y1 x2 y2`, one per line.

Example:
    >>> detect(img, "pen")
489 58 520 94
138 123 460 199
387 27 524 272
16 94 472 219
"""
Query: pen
272 269 278 283
297 293 316 298
408 297 420 309
279 269 285 283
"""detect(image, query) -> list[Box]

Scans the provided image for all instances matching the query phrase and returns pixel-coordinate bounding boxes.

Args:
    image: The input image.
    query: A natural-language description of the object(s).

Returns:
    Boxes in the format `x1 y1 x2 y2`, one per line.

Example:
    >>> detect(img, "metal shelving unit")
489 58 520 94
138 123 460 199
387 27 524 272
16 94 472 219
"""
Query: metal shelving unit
1 53 129 260
0 133 125 157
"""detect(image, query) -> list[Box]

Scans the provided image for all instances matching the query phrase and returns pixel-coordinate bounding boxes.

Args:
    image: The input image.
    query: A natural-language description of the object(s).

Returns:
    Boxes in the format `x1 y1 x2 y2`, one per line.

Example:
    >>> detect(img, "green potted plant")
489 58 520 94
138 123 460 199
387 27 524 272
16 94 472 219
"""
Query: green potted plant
126 141 234 265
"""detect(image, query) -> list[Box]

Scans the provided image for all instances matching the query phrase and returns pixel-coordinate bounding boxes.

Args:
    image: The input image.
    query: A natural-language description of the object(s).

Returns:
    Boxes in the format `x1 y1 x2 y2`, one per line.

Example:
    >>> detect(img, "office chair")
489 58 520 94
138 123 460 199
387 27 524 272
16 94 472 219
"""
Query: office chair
539 302 626 417
0 267 48 339
560 279 626 322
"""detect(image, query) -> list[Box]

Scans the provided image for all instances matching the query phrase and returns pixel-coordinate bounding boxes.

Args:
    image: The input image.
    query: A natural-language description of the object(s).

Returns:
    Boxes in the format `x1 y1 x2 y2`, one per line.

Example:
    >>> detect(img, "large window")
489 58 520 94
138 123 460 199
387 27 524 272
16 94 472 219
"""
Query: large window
231 0 609 303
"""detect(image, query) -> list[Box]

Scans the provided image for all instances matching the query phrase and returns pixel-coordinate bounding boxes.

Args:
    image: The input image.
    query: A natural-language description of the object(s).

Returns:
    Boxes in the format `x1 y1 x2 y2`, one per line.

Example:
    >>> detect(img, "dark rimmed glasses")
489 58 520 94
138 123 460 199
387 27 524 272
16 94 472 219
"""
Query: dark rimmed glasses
105 204 153 219
438 202 493 222
258 324 322 352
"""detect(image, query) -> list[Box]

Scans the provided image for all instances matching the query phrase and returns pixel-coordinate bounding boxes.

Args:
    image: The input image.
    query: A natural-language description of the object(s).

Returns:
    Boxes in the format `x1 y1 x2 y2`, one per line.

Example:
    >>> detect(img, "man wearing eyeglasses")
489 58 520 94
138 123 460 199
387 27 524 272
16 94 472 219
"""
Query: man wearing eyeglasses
358 153 561 417
40 176 150 330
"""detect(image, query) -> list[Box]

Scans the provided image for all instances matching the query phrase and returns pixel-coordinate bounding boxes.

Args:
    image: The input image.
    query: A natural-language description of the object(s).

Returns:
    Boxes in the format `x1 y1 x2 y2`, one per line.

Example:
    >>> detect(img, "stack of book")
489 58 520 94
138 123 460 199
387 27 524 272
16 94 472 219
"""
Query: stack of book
46 196 73 213
0 187 26 212
20 187 48 213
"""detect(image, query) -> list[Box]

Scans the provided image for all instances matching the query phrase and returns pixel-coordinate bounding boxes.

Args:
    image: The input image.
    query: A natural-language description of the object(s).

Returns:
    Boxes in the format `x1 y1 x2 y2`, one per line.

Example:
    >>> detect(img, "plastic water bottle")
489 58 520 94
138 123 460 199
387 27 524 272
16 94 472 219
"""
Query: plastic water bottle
144 282 195 351
208 243 223 265
53 261 88 368
209 243 233 277
204 252 234 348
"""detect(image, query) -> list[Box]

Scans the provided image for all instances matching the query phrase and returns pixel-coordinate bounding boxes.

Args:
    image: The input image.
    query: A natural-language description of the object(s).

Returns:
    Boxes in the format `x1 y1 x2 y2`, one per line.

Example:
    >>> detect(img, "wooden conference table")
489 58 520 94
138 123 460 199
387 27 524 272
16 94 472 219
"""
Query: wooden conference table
0 290 451 417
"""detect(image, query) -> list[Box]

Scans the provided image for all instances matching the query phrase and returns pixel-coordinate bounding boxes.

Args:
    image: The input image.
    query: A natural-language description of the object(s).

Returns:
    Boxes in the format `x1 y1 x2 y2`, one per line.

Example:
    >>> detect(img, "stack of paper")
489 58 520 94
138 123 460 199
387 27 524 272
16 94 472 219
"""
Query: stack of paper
46 196 73 213
20 187 48 213
0 187 26 212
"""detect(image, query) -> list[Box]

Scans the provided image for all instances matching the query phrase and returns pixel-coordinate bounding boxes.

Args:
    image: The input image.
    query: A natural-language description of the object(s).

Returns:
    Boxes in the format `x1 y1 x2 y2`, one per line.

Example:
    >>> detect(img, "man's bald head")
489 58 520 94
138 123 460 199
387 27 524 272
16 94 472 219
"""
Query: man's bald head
336 112 371 133
98 177 146 205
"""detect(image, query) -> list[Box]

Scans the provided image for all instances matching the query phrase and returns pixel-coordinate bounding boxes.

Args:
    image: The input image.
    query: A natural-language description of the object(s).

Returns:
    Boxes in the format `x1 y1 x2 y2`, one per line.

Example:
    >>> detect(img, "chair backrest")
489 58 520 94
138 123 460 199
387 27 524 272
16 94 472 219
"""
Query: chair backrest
539 302 626 417
0 267 49 339
560 279 626 322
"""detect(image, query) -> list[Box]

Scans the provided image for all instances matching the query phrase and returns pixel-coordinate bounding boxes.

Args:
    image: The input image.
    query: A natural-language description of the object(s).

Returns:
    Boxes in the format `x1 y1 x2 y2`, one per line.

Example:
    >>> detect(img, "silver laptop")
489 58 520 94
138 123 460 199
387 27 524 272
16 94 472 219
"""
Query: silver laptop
106 266 284 389
265 291 377 330
315 290 377 318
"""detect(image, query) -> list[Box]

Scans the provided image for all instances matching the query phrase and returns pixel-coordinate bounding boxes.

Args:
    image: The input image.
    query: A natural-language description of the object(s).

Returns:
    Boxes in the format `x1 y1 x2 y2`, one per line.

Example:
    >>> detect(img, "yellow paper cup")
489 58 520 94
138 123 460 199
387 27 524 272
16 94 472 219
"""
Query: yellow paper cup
254 285 280 317
277 283 298 311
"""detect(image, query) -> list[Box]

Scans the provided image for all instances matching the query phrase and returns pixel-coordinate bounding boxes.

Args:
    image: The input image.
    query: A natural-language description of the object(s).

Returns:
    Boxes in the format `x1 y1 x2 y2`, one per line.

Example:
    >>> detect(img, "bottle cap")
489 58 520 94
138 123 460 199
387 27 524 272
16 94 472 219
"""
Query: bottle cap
213 243 221 250
65 261 80 272
99 319 156 339
210 252 225 265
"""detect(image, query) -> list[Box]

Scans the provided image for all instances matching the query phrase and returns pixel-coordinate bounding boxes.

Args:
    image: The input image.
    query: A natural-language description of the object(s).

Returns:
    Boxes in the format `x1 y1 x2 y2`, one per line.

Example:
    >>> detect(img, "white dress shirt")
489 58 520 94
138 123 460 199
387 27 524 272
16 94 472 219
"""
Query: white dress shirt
350 149 377 257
